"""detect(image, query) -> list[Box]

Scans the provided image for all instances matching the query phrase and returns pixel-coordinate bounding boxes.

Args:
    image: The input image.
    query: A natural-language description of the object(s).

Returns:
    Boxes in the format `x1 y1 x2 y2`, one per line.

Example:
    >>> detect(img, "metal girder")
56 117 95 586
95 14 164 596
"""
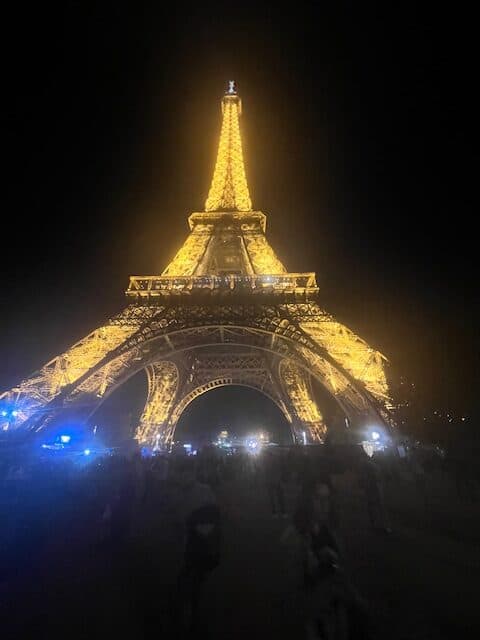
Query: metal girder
0 89 392 436
1 301 391 435
279 359 326 443
126 273 318 300
205 91 252 212
134 348 294 447
135 362 179 445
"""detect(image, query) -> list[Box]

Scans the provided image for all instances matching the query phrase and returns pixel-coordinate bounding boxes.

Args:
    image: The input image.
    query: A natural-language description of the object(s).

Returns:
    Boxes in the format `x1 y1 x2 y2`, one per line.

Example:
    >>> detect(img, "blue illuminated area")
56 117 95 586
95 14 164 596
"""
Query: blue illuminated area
1 408 18 417
38 423 107 462
43 423 88 447
0 405 20 429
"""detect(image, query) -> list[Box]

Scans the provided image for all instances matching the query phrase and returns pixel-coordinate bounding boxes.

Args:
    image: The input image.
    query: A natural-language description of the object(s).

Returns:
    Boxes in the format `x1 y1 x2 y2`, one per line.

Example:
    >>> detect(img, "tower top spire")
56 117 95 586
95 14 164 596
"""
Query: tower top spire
205 81 252 212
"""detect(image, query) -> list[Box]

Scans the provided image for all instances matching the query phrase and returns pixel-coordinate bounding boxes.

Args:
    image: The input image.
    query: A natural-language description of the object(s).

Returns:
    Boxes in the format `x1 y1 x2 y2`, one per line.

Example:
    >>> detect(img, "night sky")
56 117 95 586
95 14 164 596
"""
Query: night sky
2 4 477 441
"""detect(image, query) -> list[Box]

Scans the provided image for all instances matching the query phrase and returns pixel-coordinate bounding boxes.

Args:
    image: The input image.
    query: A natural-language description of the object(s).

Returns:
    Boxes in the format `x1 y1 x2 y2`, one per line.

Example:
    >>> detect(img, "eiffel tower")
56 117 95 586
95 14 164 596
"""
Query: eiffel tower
1 81 393 447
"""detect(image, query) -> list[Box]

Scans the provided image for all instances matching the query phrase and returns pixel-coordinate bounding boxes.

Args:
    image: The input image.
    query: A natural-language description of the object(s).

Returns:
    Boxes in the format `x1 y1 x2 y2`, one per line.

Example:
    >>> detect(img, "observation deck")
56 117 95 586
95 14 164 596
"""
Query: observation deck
126 272 318 302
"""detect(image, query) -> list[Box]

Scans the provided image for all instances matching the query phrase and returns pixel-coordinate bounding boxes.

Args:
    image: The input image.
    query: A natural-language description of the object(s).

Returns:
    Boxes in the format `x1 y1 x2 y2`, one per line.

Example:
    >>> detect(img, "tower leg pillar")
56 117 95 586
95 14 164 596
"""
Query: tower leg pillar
280 359 326 443
135 361 179 447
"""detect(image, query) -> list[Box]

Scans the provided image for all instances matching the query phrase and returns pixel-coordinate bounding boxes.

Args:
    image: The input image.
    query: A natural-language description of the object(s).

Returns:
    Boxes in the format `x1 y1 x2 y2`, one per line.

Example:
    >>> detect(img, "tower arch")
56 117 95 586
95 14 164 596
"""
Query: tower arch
174 383 294 449
167 379 293 446
2 319 388 447
1 83 394 446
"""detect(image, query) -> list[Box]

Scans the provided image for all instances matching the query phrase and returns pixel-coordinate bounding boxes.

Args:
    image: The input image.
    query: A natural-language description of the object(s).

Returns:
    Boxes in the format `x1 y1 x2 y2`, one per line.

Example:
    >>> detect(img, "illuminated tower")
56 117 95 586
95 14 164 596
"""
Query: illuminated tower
1 81 393 445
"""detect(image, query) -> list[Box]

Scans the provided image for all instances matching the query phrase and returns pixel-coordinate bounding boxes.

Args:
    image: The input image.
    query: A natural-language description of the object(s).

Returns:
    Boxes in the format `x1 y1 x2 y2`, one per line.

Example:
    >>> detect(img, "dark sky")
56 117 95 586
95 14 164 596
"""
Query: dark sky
1 3 478 430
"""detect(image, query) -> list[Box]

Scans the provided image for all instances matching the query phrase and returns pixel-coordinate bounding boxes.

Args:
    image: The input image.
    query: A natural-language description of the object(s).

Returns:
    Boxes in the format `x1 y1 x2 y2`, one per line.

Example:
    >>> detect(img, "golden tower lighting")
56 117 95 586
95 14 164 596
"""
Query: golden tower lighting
205 80 252 212
0 81 393 446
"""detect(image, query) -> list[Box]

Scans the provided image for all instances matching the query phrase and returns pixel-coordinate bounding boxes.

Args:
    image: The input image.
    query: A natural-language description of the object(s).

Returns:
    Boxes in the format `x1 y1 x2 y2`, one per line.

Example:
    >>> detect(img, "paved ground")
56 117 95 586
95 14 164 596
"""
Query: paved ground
2 471 479 639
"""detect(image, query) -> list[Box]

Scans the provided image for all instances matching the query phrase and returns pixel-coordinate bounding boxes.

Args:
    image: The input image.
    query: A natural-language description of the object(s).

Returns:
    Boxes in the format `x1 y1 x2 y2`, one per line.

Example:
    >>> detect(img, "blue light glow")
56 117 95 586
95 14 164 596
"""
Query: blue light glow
84 449 91 456
60 435 71 444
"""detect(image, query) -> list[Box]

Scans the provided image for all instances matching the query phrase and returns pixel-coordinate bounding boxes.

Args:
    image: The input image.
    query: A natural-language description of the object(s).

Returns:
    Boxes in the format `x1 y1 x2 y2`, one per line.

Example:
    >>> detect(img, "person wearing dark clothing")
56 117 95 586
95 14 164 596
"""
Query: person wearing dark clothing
100 458 136 549
264 450 287 517
358 456 391 534
183 502 221 580
289 475 372 639
175 458 221 632
293 474 340 584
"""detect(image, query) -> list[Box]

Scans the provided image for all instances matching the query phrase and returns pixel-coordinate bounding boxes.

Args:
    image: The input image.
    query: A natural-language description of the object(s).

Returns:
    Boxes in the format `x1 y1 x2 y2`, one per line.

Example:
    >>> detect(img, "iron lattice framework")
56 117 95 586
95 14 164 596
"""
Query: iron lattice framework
1 81 393 445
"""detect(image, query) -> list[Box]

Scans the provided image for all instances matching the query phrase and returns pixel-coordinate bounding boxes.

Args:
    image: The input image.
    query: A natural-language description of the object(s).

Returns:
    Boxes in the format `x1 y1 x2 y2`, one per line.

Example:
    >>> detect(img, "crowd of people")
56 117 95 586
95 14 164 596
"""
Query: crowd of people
0 437 477 638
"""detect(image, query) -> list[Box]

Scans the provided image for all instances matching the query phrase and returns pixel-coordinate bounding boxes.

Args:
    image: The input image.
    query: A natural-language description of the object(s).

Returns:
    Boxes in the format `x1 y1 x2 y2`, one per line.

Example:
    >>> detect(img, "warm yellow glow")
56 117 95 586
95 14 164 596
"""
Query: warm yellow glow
242 231 287 274
280 360 326 442
205 94 252 212
0 84 393 439
0 320 138 428
162 223 214 276
126 272 317 298
135 362 178 444
296 345 349 398
72 351 133 398
159 217 289 279
300 319 391 405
